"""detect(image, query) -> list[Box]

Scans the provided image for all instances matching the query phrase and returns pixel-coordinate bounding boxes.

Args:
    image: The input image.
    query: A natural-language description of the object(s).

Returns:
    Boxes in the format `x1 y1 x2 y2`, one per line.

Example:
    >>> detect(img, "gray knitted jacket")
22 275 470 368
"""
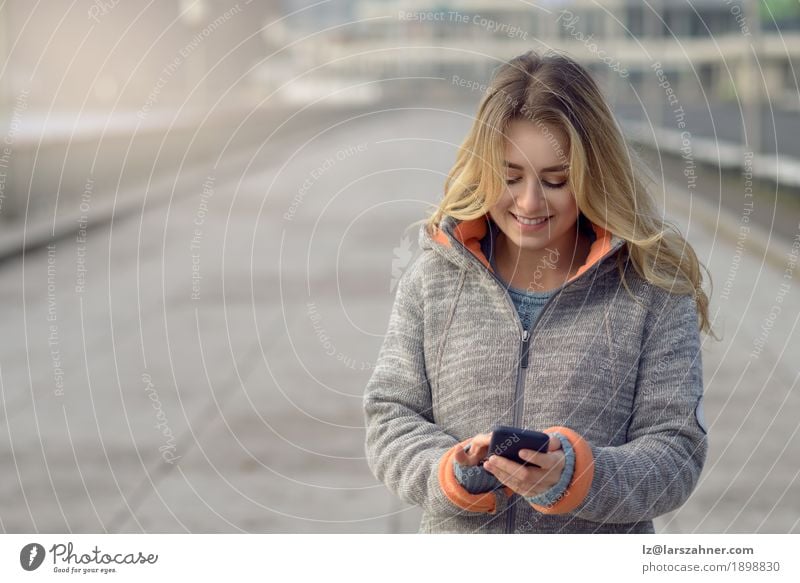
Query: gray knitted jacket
363 213 708 533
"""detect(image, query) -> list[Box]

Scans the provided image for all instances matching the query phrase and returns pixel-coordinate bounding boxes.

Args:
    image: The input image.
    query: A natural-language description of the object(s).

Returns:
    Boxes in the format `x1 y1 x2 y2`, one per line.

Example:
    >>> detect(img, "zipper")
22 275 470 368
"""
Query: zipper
505 308 551 534
437 220 623 534
520 329 530 370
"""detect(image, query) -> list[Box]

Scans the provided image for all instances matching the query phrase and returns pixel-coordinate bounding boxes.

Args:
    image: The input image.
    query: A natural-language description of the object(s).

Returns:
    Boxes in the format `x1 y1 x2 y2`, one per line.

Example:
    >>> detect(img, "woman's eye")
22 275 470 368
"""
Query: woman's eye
506 177 567 188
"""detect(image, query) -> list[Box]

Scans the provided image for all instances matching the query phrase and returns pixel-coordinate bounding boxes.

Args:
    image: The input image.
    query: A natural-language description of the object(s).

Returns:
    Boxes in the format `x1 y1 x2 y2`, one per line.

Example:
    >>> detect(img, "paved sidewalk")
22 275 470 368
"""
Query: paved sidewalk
0 103 797 533
657 180 800 533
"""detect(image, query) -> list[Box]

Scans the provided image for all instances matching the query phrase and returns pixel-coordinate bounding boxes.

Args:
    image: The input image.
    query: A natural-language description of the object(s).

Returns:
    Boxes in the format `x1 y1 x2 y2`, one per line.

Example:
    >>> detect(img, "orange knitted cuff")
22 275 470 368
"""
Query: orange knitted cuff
438 438 514 514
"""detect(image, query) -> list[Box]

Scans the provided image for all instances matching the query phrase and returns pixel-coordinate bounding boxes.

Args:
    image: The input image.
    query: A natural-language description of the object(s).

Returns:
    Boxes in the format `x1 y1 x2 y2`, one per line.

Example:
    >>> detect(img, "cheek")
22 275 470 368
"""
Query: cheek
552 192 578 215
490 195 513 215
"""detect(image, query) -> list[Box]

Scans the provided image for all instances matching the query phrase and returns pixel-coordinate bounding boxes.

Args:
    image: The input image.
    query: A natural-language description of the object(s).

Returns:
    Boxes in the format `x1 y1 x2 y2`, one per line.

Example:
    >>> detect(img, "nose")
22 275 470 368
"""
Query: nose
513 178 549 216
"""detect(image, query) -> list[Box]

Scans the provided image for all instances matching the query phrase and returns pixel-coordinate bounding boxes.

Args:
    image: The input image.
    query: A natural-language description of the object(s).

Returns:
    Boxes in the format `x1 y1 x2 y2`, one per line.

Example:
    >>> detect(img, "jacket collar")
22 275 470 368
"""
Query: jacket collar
420 213 626 288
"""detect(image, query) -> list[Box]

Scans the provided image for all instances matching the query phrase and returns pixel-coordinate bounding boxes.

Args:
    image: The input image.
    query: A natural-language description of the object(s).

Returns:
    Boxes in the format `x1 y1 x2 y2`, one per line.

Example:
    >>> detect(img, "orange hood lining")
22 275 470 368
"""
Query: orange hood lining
430 214 613 284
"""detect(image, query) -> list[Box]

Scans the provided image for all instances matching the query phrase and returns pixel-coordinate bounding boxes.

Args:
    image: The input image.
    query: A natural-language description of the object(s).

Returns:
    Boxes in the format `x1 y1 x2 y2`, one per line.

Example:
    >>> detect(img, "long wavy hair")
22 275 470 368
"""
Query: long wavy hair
414 49 717 339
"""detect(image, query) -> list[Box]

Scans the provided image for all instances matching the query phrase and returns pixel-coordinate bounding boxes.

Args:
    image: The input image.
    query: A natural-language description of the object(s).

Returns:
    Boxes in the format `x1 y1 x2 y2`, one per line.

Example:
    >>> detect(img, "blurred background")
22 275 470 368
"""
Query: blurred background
0 0 798 533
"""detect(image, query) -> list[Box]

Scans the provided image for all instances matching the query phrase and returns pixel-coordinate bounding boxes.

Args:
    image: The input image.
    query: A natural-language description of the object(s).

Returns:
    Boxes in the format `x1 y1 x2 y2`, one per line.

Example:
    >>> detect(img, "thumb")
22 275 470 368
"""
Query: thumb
547 434 563 452
453 443 470 465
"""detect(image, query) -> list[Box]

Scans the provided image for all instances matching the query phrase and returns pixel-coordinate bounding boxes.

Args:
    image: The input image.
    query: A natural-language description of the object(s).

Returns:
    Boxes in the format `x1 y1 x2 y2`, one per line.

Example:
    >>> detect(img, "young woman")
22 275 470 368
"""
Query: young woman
364 49 717 534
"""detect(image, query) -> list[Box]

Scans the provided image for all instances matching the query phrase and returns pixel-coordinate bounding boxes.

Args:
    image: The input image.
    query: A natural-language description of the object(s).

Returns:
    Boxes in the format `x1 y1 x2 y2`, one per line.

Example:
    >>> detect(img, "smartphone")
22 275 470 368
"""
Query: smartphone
488 425 550 467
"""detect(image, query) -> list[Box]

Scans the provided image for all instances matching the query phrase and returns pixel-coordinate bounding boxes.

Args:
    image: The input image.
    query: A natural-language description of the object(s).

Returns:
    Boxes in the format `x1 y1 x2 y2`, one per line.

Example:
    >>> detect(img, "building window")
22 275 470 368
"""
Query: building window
699 63 713 90
689 10 712 37
625 5 644 39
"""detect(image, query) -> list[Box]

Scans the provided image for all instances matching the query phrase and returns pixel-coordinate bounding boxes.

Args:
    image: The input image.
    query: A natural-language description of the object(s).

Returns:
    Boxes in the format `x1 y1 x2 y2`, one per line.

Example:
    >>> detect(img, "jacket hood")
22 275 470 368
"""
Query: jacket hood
419 213 627 290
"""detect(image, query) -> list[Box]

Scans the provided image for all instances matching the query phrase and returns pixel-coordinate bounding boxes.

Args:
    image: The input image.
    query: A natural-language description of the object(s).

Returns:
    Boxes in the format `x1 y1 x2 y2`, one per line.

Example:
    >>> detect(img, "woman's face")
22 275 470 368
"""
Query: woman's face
488 119 580 254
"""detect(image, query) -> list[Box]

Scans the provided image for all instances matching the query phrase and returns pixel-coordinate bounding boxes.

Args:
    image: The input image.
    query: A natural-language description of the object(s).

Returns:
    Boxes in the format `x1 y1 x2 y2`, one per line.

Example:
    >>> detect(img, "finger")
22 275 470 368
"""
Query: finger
464 433 490 462
546 434 563 452
454 444 472 466
472 440 491 463
515 434 562 465
489 463 537 496
486 454 555 497
481 456 511 487
484 455 529 485
517 449 545 468
472 432 493 448
519 449 563 471
471 443 489 461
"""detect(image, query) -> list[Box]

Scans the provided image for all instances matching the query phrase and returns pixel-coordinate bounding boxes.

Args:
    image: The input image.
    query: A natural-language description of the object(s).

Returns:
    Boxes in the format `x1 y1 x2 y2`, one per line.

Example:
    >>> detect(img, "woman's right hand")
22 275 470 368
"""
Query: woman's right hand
453 432 493 467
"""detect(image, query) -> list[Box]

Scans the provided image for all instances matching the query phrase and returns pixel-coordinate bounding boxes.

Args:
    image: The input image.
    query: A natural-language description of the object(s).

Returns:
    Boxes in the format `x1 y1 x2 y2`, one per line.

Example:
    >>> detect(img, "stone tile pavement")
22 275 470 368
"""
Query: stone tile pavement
0 103 797 533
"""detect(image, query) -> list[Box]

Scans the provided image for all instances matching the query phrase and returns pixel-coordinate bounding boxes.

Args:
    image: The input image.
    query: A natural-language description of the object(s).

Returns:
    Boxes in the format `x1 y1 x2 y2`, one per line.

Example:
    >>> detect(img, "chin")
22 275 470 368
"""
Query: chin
515 238 553 251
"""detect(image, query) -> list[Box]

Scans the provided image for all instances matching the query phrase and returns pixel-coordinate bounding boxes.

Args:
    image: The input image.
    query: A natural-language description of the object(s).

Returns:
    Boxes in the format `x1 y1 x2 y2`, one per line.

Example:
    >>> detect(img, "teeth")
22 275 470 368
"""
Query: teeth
513 214 550 225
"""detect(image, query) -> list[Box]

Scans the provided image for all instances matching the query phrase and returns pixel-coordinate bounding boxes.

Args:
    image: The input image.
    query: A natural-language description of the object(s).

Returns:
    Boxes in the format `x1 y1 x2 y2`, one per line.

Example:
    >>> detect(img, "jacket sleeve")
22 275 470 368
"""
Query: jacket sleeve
529 290 708 523
363 256 510 516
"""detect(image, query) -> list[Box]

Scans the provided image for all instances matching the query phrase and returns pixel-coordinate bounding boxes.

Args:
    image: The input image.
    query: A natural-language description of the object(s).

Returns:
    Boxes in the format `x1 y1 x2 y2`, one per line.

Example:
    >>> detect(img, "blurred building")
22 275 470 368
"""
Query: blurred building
0 0 282 110
274 0 800 109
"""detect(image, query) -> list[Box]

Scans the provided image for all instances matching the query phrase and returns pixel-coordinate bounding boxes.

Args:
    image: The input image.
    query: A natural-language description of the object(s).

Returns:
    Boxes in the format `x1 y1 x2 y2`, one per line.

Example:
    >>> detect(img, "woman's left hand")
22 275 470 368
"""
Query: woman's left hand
482 435 565 498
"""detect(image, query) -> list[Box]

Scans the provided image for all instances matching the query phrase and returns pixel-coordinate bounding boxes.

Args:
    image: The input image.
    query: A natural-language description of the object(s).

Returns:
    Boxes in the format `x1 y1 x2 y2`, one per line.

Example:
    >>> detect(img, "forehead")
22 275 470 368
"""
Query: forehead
502 118 568 169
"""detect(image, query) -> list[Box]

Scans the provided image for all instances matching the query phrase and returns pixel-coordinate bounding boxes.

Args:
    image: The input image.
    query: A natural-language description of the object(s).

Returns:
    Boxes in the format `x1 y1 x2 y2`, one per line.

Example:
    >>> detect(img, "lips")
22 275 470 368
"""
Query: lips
511 212 553 226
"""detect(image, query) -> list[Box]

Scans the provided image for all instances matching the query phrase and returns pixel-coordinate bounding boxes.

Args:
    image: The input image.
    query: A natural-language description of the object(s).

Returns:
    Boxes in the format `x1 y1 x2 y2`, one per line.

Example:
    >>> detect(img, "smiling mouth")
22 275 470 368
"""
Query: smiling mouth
511 212 553 226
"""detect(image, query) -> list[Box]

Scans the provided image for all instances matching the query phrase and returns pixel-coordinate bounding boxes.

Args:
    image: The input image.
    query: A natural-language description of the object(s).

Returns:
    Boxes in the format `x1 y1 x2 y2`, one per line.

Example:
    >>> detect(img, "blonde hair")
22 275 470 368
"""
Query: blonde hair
414 49 717 339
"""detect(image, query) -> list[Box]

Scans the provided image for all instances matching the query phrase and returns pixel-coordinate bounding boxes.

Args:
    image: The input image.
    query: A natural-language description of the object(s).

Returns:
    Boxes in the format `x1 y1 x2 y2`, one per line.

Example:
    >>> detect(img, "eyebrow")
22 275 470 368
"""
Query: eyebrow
503 161 569 173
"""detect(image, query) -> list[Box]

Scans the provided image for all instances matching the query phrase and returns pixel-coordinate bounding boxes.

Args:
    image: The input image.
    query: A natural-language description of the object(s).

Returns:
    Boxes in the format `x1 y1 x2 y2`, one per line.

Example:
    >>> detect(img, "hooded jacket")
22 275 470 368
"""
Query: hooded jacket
363 213 708 534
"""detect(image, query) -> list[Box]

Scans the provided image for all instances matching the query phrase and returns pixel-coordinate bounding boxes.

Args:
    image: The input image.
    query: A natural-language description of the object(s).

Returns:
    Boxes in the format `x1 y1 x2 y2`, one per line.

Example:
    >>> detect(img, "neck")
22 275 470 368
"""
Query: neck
494 225 593 292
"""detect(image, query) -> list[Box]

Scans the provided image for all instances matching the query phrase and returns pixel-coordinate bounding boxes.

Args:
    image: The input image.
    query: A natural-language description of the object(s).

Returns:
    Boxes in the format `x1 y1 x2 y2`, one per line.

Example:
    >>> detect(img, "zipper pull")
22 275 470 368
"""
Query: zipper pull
520 329 530 368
